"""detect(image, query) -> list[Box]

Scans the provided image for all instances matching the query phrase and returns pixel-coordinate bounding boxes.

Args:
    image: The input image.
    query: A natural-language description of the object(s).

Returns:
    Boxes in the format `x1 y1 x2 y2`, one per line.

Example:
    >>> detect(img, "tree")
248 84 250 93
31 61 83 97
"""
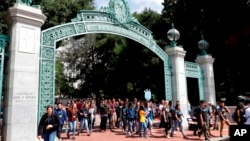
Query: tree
161 0 250 104
37 0 95 30
55 61 70 97
57 34 103 98
0 0 95 32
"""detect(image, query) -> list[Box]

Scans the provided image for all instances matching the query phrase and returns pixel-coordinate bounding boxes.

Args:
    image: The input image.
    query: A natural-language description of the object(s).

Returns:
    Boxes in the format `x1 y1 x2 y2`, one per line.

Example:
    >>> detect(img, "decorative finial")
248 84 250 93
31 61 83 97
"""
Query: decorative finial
167 23 180 47
15 0 32 6
198 34 209 55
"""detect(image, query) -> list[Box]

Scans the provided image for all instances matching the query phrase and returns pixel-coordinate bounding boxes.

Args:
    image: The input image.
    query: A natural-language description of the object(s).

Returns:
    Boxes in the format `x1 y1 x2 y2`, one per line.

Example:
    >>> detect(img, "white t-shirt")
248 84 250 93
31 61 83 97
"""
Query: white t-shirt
245 106 250 125
159 104 163 115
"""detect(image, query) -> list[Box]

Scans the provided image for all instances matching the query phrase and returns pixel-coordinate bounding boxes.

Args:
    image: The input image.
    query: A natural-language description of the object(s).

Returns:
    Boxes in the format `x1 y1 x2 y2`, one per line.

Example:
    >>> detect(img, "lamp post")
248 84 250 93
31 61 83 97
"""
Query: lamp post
167 23 180 47
198 35 209 55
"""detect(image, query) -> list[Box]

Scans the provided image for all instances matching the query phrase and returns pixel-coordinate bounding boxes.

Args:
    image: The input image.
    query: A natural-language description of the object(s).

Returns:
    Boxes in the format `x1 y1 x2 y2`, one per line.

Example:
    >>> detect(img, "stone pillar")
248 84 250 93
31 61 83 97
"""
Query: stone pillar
3 4 46 141
195 55 216 105
166 46 188 126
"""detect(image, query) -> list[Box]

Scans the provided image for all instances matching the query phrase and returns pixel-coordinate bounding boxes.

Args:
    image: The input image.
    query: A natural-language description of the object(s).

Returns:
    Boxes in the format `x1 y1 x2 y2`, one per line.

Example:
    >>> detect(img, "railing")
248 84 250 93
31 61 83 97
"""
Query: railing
184 61 203 78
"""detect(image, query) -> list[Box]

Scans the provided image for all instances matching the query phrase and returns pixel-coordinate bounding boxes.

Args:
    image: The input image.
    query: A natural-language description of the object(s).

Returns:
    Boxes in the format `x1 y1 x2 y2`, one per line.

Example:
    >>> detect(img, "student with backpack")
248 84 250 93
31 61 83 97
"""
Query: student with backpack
54 103 67 140
196 100 210 140
193 106 201 136
207 102 219 130
218 100 231 137
232 102 247 125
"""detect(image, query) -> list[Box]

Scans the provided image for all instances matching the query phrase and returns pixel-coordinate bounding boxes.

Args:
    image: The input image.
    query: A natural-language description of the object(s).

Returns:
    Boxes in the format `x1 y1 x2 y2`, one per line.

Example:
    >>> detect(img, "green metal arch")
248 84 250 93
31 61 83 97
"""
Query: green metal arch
0 34 9 114
184 61 205 100
39 1 172 119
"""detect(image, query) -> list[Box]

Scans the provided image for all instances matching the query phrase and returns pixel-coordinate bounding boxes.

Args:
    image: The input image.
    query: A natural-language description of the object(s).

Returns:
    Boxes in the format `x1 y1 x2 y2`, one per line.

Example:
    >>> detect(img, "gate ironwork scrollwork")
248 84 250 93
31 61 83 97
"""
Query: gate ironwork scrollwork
184 61 205 100
39 0 172 119
0 34 9 114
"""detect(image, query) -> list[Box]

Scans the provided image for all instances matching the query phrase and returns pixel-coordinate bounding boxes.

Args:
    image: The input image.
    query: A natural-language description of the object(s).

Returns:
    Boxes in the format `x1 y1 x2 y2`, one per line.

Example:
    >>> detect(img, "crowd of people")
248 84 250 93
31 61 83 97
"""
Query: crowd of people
36 97 250 141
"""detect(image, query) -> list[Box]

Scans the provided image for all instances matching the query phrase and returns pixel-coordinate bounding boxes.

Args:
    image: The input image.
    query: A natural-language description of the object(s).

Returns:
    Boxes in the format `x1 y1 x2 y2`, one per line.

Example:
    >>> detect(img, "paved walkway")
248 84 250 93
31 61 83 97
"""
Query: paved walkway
60 115 230 141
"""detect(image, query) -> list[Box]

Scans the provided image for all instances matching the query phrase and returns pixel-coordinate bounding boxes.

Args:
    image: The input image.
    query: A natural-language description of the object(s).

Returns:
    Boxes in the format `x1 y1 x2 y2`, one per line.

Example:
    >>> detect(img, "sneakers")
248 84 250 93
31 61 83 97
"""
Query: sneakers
198 131 202 138
183 135 188 139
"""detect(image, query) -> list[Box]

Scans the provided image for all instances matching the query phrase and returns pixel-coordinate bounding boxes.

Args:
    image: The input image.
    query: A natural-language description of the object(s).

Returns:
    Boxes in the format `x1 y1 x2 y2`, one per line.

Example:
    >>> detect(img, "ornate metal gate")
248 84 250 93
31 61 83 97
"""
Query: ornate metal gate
0 34 9 113
184 61 205 100
39 0 172 118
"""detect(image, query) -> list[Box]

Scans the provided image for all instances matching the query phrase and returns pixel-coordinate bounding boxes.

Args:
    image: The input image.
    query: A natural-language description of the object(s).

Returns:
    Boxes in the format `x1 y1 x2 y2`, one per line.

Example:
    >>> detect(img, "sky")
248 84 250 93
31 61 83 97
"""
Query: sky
94 0 164 13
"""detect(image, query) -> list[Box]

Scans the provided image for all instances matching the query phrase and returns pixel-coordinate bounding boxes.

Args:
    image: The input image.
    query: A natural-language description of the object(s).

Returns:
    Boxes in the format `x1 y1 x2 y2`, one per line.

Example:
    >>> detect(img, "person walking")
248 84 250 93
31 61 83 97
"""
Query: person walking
99 99 109 132
244 98 250 125
126 102 135 136
54 103 67 141
218 100 231 137
162 101 172 138
88 102 96 132
121 102 128 134
145 101 154 135
78 103 90 136
38 105 60 141
138 105 147 138
67 103 78 140
170 104 188 139
197 100 210 140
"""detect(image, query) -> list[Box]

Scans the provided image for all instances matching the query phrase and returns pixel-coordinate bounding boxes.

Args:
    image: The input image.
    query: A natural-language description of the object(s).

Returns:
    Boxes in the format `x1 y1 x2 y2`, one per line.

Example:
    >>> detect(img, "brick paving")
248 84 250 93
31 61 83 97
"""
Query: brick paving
59 115 230 141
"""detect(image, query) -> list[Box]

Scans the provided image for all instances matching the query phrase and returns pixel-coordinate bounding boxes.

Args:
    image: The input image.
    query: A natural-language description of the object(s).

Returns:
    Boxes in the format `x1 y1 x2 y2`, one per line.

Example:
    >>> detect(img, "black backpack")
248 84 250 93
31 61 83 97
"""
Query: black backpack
211 105 219 115
193 107 201 118
232 106 248 123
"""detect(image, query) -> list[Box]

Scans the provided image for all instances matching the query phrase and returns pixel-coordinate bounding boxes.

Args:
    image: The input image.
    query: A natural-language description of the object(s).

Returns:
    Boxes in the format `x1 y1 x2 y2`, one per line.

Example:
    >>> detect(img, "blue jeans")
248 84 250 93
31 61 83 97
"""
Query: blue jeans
138 122 147 137
171 120 186 136
146 118 153 133
79 118 89 133
43 131 56 141
68 120 77 137
128 119 134 134
89 115 95 131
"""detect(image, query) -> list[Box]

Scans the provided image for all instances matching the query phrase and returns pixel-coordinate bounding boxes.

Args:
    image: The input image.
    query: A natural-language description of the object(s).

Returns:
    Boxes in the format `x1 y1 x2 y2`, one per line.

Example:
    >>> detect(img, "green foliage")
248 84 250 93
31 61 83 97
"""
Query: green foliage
0 1 8 34
38 0 95 29
55 61 70 97
161 0 250 104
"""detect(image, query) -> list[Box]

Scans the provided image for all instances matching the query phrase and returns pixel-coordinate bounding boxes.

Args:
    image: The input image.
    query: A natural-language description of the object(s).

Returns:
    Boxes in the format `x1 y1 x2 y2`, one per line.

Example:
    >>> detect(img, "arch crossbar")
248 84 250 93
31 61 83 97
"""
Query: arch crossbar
184 61 205 100
39 0 172 118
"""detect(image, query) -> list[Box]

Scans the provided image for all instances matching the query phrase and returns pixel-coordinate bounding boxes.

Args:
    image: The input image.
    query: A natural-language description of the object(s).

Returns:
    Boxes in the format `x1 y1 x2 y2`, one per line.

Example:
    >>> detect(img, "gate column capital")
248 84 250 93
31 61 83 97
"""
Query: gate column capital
165 46 186 58
6 3 46 27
